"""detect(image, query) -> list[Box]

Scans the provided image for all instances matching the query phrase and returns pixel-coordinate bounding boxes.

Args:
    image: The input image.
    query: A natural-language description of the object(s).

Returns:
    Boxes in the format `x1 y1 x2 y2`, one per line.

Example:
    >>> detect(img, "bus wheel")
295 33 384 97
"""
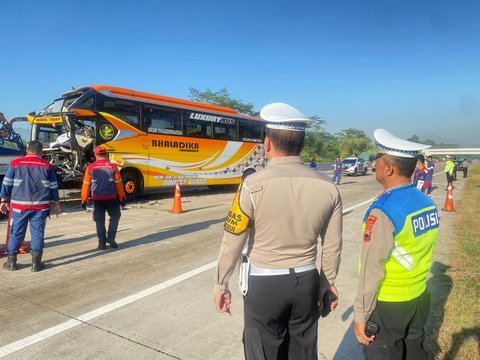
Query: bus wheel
122 170 140 198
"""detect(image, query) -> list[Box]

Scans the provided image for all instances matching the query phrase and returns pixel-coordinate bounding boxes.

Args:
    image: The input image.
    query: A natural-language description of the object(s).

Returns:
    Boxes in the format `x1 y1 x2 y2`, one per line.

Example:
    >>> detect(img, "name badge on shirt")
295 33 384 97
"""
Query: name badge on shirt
411 209 439 237
416 180 425 190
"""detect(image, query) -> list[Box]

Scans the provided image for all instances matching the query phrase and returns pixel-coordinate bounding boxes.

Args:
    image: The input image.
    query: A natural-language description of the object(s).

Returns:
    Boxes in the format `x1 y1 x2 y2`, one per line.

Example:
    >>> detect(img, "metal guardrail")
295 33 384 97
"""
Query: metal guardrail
423 146 480 156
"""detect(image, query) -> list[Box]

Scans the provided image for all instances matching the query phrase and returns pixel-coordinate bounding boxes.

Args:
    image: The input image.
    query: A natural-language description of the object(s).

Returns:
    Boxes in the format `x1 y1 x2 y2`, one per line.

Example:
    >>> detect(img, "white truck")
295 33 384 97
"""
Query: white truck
342 157 368 176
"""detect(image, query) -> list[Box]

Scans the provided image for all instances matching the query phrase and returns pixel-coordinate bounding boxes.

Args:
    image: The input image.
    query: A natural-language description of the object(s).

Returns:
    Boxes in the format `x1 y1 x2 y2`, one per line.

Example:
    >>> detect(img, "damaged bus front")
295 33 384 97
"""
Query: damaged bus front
27 88 98 187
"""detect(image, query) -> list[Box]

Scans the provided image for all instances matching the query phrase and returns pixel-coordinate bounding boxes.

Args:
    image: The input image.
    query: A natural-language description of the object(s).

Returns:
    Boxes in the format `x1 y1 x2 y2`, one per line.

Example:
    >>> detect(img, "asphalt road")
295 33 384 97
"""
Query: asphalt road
0 169 462 359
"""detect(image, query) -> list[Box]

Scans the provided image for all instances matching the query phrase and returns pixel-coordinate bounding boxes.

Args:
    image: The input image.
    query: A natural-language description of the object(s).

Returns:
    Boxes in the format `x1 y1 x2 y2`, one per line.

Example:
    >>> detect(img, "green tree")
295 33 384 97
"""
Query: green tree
301 116 338 162
408 135 438 146
336 128 369 141
188 87 257 116
422 138 437 146
407 134 421 142
335 128 372 157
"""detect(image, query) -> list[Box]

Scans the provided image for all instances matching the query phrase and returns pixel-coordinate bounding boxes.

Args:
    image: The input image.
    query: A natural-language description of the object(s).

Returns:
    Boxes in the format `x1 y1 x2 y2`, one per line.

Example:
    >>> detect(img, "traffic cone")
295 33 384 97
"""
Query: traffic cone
442 186 455 212
171 181 183 214
0 210 30 257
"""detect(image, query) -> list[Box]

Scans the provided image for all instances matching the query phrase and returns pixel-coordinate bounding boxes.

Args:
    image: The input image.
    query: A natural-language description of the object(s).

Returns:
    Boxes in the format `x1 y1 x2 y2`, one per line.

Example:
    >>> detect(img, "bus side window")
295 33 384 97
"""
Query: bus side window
185 119 212 138
144 105 182 135
239 120 264 143
96 96 140 129
213 123 238 141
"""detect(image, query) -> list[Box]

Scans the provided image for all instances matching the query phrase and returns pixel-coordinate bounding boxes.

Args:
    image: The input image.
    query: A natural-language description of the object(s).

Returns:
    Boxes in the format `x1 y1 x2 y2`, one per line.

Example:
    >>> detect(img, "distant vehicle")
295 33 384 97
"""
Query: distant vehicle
0 114 26 177
342 157 368 176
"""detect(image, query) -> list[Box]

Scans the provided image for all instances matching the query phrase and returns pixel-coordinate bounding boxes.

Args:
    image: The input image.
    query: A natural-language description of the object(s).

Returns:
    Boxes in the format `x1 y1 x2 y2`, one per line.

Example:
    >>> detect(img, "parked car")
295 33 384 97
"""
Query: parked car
342 157 368 176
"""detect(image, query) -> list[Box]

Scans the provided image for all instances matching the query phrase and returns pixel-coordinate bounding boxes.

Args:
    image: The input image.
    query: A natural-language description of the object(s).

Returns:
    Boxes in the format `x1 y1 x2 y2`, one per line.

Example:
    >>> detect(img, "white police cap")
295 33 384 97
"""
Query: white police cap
374 129 431 158
260 103 311 132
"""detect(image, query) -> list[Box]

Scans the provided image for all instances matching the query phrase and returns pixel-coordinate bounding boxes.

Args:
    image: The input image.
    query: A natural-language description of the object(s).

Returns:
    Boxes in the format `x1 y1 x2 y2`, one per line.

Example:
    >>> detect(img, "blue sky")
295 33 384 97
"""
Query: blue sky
1 0 479 145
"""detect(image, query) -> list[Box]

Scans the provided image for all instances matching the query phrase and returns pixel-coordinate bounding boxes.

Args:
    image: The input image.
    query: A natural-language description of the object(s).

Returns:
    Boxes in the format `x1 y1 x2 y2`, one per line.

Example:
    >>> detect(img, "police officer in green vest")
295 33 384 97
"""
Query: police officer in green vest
354 129 439 359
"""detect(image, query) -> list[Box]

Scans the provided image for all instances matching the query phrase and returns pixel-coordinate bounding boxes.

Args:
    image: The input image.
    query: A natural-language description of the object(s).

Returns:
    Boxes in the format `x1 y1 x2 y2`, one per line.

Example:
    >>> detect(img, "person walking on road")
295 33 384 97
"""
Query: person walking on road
213 103 343 359
354 129 439 359
444 155 455 189
0 140 61 272
452 157 458 180
426 155 435 174
332 156 342 185
81 145 126 250
461 159 469 178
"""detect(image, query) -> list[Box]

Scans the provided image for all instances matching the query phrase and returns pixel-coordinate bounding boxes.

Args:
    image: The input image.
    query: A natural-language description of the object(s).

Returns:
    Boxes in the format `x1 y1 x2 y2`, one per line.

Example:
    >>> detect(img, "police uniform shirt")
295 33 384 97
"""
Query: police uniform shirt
214 156 343 294
354 205 394 323
353 182 437 323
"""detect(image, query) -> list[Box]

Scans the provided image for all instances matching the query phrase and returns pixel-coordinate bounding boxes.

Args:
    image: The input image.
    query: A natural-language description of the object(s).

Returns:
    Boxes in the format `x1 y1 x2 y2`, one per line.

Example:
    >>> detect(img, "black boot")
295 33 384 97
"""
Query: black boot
31 251 45 272
107 239 118 248
98 242 107 250
3 254 18 271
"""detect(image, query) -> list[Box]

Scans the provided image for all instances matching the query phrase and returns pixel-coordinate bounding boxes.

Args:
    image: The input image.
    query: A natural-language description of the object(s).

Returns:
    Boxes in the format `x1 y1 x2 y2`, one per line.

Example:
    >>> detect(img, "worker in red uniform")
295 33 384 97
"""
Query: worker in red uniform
81 146 126 250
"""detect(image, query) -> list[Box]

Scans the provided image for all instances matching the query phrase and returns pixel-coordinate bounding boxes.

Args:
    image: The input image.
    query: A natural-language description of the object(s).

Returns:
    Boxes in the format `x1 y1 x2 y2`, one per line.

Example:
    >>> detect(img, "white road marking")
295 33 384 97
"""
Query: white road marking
343 197 377 213
0 261 217 357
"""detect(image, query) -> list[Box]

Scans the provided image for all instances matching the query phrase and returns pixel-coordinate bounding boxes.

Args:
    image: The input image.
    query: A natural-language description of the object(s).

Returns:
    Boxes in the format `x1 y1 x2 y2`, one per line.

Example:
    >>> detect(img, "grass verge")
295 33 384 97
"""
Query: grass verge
428 165 480 359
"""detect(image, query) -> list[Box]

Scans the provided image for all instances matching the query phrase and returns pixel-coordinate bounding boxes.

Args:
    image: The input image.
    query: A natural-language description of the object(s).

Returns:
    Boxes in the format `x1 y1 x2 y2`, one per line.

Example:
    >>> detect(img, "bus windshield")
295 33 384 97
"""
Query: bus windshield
38 91 92 116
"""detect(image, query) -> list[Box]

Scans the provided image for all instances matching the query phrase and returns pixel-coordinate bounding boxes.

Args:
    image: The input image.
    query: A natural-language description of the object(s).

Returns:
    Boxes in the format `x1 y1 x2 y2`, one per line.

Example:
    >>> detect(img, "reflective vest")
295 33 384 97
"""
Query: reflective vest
363 185 438 302
445 160 454 176
81 158 125 202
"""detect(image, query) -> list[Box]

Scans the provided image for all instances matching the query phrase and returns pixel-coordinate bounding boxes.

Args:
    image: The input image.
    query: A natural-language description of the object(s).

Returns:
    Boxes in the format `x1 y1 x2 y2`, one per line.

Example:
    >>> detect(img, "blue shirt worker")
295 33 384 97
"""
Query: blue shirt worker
0 140 61 272
354 129 439 359
426 155 435 174
214 103 343 359
81 146 126 250
332 156 342 185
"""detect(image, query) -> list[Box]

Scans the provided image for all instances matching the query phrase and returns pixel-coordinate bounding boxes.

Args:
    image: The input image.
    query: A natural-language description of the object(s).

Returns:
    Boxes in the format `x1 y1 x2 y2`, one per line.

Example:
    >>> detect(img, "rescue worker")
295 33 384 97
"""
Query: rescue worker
412 154 432 195
0 140 62 271
332 155 342 185
81 145 126 250
354 129 439 359
444 155 455 189
213 103 343 359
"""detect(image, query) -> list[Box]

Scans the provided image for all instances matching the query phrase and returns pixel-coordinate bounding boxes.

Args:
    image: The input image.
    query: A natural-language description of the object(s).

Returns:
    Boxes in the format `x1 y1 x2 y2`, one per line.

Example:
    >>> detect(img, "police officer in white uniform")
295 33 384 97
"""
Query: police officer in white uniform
213 103 343 359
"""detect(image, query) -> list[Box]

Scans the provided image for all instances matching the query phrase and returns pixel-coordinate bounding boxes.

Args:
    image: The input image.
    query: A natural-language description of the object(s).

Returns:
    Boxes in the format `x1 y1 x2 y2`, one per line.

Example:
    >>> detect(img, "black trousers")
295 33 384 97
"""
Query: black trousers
243 269 320 360
92 199 121 245
364 289 430 360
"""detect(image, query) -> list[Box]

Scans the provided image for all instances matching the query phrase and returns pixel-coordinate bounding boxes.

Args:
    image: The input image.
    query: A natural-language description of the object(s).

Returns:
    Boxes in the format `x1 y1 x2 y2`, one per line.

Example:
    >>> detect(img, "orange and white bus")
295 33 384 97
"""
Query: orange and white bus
27 85 266 196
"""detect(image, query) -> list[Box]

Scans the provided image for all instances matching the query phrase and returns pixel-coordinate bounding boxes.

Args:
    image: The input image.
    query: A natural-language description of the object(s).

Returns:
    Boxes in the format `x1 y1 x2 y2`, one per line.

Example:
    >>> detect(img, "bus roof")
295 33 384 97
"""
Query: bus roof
65 85 260 120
